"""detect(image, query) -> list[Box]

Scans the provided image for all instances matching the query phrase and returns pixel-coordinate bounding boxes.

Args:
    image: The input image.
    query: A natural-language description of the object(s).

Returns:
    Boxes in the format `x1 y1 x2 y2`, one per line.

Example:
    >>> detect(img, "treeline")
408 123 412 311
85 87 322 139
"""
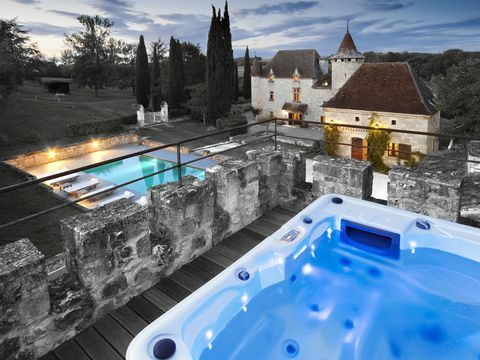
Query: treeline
366 49 480 133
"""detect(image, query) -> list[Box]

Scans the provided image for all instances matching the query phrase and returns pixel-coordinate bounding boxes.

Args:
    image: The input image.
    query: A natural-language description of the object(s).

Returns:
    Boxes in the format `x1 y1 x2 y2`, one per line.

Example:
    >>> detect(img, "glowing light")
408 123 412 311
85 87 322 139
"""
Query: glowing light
208 343 213 350
410 241 417 255
92 140 100 148
242 305 248 312
327 227 333 239
374 123 379 129
47 148 56 159
310 244 316 251
302 263 313 275
276 257 284 265
241 294 248 303
205 329 213 340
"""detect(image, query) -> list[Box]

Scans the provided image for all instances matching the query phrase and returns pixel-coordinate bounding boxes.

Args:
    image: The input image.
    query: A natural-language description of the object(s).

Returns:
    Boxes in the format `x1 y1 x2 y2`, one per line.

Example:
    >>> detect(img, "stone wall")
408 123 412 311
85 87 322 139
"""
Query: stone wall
468 141 480 174
312 155 373 200
387 148 467 222
5 132 140 170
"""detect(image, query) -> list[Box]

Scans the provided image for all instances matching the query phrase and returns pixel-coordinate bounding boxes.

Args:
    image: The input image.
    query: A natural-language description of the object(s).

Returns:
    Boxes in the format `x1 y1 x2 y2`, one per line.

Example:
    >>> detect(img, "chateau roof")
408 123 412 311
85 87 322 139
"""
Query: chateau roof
323 63 437 115
260 49 321 79
330 30 365 60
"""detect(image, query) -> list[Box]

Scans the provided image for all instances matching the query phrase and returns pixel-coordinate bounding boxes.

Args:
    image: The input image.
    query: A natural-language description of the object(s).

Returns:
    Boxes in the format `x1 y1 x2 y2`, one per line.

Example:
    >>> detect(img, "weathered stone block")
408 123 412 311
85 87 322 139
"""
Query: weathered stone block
278 151 307 207
206 160 261 242
62 199 149 287
246 150 282 211
468 140 480 174
312 155 373 200
0 239 49 336
149 176 215 270
388 149 466 222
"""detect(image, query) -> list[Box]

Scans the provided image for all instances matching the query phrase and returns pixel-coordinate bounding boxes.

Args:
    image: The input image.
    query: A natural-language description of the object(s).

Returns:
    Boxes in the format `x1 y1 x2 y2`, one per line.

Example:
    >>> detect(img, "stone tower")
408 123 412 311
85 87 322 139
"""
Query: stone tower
330 21 365 95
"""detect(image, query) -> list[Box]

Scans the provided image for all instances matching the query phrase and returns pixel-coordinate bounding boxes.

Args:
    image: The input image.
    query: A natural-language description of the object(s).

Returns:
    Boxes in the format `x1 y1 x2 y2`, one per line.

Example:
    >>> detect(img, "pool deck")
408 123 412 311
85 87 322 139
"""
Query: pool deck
40 207 295 360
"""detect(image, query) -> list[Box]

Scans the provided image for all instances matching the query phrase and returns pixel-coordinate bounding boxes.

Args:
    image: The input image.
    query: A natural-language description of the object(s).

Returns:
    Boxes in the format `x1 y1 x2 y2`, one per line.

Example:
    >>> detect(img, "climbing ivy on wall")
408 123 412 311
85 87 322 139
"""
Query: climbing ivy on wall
324 124 340 157
366 113 391 174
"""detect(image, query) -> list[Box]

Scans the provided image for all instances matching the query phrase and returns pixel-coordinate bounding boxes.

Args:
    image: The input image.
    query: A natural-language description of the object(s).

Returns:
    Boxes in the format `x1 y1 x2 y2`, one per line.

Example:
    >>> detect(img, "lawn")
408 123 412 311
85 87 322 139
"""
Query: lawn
0 163 83 257
0 81 136 158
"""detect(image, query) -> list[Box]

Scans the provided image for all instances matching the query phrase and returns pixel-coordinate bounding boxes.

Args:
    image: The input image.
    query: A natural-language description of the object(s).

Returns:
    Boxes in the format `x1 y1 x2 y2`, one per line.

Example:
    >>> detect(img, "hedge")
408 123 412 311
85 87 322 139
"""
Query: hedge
66 118 124 137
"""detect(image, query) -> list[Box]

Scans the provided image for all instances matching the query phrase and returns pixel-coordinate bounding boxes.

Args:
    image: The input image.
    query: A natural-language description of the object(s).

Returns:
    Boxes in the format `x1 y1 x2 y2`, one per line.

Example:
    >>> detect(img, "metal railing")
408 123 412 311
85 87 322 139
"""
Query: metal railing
1 117 480 230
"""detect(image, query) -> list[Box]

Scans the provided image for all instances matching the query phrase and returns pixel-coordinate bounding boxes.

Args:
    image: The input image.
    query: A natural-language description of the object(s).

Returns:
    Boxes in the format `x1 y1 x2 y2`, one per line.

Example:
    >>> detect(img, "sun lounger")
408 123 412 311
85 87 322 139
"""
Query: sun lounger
64 178 99 197
79 184 115 200
37 166 68 180
96 191 134 208
45 172 80 186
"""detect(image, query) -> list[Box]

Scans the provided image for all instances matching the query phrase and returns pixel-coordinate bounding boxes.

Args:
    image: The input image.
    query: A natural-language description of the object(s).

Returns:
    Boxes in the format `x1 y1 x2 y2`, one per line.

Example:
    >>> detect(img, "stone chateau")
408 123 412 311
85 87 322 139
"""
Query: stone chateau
251 26 440 163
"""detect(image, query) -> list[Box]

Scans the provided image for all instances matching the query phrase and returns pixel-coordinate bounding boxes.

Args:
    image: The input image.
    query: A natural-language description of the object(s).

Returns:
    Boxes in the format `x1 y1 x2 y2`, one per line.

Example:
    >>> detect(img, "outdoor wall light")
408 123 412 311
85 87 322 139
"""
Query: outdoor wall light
92 139 100 148
48 148 56 159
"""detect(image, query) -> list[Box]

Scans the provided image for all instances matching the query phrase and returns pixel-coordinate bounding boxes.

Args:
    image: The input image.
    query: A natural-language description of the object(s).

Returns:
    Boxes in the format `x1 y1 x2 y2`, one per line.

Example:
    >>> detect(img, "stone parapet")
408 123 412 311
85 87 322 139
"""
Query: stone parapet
312 155 373 200
468 140 480 174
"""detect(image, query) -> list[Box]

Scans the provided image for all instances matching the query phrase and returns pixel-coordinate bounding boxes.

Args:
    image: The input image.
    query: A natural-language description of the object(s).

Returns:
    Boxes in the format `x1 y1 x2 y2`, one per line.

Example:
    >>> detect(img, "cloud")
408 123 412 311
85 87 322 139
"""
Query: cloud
11 0 40 4
363 0 413 12
236 1 319 16
24 22 81 36
47 10 81 18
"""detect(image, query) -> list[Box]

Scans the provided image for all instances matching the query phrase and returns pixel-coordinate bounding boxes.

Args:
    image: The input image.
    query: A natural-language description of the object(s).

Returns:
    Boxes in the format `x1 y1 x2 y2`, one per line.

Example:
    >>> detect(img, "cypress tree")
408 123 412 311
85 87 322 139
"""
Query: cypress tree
222 1 235 104
135 35 150 108
206 6 219 124
151 44 162 111
168 37 185 110
243 46 251 99
234 63 239 101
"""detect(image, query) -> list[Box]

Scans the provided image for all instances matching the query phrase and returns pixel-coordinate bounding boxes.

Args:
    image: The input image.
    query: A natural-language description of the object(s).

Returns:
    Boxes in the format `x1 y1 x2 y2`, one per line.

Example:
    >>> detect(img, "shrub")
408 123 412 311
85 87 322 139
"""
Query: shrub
366 113 390 173
119 114 137 125
216 114 248 136
324 124 340 156
66 118 124 137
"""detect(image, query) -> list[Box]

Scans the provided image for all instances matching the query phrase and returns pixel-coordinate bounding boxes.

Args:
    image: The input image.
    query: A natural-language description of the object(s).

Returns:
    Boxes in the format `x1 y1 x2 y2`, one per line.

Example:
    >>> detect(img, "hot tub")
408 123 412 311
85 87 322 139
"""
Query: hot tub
127 195 480 359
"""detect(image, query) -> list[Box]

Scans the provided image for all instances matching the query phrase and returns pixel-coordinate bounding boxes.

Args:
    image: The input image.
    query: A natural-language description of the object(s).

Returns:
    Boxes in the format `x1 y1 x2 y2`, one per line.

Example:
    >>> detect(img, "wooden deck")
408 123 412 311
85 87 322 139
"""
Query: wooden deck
40 207 295 360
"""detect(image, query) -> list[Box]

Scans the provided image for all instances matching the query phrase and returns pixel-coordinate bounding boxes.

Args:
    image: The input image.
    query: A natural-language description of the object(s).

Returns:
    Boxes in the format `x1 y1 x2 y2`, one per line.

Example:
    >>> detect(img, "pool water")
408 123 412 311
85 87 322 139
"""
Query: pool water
84 155 205 195
199 229 480 359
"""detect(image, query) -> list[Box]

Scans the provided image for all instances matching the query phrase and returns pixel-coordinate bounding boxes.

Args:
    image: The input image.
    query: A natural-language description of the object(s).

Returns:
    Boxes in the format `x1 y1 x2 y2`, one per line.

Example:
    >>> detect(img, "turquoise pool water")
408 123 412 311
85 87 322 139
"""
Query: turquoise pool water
84 155 205 195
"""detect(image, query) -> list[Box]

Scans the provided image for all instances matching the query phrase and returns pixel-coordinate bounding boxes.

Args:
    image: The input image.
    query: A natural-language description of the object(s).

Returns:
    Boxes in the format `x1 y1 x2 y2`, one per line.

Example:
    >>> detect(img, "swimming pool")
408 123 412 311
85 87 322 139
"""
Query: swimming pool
126 195 480 359
85 155 205 195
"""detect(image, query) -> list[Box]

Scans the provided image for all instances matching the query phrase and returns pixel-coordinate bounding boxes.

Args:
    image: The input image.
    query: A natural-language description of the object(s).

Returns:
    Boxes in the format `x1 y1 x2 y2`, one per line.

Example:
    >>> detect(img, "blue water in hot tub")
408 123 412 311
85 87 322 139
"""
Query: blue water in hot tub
84 155 205 194
199 229 480 360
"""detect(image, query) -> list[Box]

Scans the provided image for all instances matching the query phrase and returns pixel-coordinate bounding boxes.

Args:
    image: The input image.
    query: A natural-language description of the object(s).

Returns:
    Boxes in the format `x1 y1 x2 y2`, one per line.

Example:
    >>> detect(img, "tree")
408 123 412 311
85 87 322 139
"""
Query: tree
135 35 150 108
234 63 239 101
151 43 162 111
185 83 207 123
168 36 185 110
65 15 113 96
181 41 206 86
0 18 41 102
243 46 251 99
366 114 391 173
206 2 235 125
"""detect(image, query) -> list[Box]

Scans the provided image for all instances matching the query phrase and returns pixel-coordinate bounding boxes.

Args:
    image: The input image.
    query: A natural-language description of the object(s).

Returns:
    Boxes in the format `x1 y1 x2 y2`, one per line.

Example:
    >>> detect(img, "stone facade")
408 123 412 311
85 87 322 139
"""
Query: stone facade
312 155 373 199
468 140 480 174
5 132 140 170
322 108 440 164
387 148 467 222
331 59 362 95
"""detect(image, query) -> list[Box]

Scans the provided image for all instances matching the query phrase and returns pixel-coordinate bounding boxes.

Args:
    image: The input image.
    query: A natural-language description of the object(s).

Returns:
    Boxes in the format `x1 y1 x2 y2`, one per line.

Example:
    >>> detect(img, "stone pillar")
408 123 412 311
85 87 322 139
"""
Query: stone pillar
246 150 282 211
206 159 261 242
388 166 464 222
312 155 373 199
278 151 307 207
460 175 480 228
62 199 152 314
0 239 48 360
149 176 215 270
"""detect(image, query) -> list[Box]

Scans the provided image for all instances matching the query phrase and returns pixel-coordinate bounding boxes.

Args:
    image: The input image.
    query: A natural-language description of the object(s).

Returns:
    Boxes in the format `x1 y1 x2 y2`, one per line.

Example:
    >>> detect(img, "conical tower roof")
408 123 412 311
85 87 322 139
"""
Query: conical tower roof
330 21 364 61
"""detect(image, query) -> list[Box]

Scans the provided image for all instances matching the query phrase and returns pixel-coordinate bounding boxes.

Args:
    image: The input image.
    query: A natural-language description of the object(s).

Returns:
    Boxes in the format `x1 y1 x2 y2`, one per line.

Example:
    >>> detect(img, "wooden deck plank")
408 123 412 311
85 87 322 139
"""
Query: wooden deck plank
75 327 123 360
202 248 234 268
169 269 203 293
53 339 90 360
155 278 191 302
109 305 148 336
272 206 296 217
191 256 224 276
142 287 178 313
212 243 243 261
93 315 133 357
126 295 164 324
180 262 216 284
39 352 58 360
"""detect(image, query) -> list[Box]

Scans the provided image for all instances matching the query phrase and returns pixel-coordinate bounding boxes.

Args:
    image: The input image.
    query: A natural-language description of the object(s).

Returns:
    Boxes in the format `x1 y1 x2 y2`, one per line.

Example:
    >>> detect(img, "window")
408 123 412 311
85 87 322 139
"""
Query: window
355 116 360 122
398 144 411 160
269 91 274 101
293 74 300 81
293 88 301 102
270 111 274 119
388 143 399 157
321 116 325 123
391 119 397 125
268 74 275 82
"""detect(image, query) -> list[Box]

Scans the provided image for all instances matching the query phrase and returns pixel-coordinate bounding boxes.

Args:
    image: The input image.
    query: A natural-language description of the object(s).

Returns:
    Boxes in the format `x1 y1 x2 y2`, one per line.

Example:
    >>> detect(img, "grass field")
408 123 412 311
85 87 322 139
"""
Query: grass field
0 82 136 157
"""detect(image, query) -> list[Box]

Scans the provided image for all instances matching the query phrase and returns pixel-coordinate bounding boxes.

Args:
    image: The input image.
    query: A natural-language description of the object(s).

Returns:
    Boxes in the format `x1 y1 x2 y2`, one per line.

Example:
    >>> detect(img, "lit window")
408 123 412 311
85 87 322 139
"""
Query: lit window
293 88 301 102
322 81 328 87
269 91 274 101
321 116 325 123
388 143 399 157
293 74 300 81
269 74 275 82
355 116 360 122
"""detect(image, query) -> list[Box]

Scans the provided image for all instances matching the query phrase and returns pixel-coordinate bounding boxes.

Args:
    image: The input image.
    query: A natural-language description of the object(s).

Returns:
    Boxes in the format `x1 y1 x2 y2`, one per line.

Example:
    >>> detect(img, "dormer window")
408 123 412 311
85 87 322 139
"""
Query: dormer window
293 68 301 82
322 81 329 87
268 68 275 82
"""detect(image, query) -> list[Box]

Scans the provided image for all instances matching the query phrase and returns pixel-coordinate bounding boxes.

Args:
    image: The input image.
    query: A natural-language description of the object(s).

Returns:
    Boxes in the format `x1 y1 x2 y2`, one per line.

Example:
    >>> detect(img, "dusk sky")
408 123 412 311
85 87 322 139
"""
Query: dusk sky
4 0 480 59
